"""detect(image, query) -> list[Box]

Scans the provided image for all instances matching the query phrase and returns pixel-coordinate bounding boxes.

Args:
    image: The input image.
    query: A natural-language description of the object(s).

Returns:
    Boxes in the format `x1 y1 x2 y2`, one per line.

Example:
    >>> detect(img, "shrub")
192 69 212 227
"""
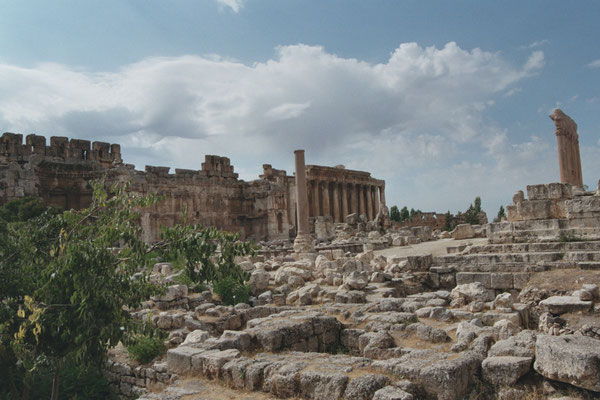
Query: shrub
559 231 585 243
126 335 167 364
213 276 251 306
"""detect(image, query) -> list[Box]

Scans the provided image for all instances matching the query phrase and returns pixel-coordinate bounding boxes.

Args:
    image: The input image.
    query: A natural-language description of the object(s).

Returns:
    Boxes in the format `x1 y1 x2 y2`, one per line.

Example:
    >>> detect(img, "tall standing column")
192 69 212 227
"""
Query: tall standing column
332 183 341 222
374 186 380 215
341 184 349 220
293 150 314 254
550 109 584 187
366 185 373 220
294 150 309 235
380 184 386 206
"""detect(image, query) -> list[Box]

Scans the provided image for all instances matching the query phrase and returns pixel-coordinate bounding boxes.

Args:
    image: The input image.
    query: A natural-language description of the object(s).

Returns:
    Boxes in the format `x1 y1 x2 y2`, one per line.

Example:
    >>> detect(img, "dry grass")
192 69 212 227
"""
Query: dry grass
524 269 600 292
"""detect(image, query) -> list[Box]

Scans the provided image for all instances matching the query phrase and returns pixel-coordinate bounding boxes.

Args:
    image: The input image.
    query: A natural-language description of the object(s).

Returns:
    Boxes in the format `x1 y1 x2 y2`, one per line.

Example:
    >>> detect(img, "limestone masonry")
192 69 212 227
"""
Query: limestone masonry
0 132 385 242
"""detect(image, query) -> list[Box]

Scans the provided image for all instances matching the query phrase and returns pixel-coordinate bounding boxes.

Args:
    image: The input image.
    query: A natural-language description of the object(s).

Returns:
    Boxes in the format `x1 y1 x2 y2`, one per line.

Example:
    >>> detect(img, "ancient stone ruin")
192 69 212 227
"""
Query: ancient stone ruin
550 109 583 188
6 109 600 399
0 132 385 243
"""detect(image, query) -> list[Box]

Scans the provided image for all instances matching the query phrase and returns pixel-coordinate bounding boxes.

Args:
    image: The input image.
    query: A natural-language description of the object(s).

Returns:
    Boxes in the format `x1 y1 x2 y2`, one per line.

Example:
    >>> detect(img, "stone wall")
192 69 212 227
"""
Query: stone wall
0 132 385 242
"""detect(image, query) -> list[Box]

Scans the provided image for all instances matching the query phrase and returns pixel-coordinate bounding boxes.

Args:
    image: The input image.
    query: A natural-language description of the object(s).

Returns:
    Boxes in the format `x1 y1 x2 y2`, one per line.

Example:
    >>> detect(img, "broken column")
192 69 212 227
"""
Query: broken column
293 150 314 254
550 109 583 187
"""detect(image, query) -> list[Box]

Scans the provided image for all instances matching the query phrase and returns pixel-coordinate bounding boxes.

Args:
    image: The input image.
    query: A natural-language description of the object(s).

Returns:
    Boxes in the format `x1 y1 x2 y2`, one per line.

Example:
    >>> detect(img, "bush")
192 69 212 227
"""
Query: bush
0 361 116 400
213 276 251 306
559 231 585 243
126 335 167 364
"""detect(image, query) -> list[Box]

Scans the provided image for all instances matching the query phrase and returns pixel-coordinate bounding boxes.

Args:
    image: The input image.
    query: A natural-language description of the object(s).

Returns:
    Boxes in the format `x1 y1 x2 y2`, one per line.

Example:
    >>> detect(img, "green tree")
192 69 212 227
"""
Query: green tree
0 182 256 400
389 205 400 222
443 210 455 232
493 205 506 223
473 196 482 213
399 206 409 222
464 196 482 225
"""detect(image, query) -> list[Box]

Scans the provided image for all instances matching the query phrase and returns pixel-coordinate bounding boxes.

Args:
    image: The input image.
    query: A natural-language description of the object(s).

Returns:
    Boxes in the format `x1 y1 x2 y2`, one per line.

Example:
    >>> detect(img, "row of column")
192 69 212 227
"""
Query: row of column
308 181 385 222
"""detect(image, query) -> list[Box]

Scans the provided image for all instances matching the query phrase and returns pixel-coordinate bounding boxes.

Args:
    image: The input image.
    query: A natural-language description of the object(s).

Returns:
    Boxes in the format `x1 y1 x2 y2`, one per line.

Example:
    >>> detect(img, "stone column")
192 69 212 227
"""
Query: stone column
366 185 373 220
294 150 309 235
574 136 583 187
374 186 380 214
341 184 349 220
312 180 320 217
293 150 314 253
332 183 341 222
550 109 584 187
358 185 364 216
351 184 359 214
380 184 386 206
322 182 331 217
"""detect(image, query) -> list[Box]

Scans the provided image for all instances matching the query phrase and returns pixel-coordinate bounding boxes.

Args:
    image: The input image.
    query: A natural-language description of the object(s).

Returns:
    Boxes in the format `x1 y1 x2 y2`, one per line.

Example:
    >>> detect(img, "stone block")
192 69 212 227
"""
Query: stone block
539 296 592 315
166 346 203 375
420 352 480 400
298 370 349 399
452 224 475 240
482 356 532 386
535 334 600 392
490 273 513 289
512 273 530 289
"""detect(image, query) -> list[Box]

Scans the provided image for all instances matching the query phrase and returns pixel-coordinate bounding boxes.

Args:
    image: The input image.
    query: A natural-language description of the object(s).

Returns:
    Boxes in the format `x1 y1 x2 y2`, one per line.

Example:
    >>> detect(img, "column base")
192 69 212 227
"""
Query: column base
293 233 315 254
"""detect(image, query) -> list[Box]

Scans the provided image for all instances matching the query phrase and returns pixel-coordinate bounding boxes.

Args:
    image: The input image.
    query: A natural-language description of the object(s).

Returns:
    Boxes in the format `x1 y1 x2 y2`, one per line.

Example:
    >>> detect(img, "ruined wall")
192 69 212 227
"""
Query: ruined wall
0 132 384 242
394 212 448 231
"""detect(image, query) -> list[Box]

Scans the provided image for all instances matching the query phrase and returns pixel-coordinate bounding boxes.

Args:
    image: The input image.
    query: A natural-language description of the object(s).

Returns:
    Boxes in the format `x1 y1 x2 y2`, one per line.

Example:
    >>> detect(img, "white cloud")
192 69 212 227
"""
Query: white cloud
216 0 244 13
587 59 600 69
265 102 311 121
523 51 545 71
520 39 549 49
0 42 555 214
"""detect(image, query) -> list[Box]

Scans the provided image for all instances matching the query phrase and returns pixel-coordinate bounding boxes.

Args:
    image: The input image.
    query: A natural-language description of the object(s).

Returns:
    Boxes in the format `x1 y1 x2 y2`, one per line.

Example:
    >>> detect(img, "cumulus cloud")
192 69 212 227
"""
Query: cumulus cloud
0 41 554 213
216 0 244 13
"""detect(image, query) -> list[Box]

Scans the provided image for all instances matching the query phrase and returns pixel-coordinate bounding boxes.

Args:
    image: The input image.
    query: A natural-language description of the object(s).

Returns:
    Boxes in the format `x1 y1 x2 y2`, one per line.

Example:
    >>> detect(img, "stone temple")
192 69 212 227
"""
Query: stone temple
0 132 385 242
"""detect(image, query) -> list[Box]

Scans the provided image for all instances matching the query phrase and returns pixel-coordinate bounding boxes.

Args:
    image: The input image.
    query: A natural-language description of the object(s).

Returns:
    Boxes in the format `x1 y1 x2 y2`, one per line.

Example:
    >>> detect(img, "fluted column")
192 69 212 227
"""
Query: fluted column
366 185 373 220
352 184 359 214
550 109 583 187
294 150 309 235
357 185 363 215
312 180 320 217
341 184 349 220
332 183 341 222
374 186 380 215
322 182 331 217
380 184 386 206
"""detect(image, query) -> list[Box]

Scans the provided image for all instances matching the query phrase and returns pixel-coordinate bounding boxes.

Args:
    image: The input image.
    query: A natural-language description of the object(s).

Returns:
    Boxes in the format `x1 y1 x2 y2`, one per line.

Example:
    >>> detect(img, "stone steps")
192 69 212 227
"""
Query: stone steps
435 251 565 266
465 240 600 254
577 261 600 270
564 251 600 262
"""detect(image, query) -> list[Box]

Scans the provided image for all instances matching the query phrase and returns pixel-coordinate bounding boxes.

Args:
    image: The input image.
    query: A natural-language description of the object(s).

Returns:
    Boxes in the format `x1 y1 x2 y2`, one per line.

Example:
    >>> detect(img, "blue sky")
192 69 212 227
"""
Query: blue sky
1 0 599 216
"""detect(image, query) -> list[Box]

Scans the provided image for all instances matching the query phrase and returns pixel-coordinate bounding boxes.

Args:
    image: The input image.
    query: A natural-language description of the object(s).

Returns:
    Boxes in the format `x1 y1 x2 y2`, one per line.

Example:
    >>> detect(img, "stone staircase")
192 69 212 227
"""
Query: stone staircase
488 219 600 244
430 240 600 292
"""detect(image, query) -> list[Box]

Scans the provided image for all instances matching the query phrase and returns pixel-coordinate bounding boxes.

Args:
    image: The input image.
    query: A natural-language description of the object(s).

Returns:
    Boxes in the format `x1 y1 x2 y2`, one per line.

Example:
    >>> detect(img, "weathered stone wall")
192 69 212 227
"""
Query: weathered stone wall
0 132 384 242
